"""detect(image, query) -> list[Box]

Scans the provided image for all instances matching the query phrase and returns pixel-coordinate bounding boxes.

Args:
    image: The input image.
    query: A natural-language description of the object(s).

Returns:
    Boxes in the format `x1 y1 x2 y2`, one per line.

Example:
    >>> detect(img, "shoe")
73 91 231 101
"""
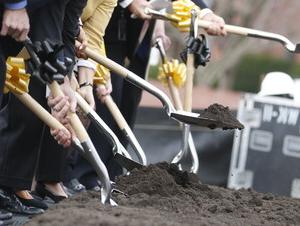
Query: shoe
16 194 48 210
89 185 101 192
35 183 66 203
0 189 44 215
64 179 86 196
0 211 12 221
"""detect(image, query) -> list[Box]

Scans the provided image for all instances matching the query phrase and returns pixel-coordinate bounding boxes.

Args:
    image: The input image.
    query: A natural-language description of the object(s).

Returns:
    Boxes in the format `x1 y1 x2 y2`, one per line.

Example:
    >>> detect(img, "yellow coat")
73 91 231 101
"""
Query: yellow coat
81 0 117 58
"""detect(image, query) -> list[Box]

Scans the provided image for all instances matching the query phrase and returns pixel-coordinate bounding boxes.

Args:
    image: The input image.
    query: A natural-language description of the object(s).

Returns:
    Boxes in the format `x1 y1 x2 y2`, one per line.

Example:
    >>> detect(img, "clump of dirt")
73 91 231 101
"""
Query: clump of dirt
200 103 244 130
27 162 300 226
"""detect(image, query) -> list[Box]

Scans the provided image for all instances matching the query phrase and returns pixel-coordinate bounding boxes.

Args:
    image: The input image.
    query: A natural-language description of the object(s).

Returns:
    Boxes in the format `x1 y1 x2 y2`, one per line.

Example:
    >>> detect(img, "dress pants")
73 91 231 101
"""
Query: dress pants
0 0 69 190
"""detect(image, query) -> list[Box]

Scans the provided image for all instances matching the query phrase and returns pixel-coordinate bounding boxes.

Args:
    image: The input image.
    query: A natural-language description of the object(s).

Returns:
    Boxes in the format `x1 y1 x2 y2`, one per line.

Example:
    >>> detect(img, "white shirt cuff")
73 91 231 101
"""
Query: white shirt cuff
199 8 213 19
120 0 134 8
77 59 97 70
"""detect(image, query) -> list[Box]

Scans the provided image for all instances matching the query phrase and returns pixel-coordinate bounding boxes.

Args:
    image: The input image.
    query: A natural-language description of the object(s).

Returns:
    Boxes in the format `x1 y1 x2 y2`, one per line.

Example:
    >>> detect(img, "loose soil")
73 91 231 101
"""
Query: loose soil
27 163 300 226
200 103 244 130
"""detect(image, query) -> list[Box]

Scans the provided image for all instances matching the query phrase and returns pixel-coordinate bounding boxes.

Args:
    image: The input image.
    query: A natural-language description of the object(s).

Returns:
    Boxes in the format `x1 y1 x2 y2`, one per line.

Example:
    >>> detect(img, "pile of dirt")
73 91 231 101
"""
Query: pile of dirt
200 103 244 130
27 163 300 226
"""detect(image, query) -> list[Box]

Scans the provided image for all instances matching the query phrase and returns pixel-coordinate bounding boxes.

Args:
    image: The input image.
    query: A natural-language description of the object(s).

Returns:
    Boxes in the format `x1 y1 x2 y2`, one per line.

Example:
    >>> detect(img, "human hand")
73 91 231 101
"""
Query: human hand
95 79 112 103
48 95 70 124
128 0 152 20
76 27 88 59
153 21 171 50
50 128 72 148
47 95 72 147
201 11 227 36
0 8 30 41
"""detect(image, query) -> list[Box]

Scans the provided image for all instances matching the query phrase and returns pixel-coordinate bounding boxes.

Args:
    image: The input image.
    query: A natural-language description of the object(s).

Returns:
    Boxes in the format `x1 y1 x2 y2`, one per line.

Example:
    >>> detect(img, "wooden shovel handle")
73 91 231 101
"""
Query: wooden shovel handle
198 20 255 36
184 53 195 112
16 92 65 130
48 81 89 142
77 41 128 78
104 94 128 130
167 77 183 111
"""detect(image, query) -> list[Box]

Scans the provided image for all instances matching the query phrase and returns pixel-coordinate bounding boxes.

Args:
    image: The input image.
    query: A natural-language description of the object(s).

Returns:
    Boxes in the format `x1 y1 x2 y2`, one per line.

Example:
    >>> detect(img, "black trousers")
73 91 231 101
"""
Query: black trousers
0 0 70 190
67 7 153 188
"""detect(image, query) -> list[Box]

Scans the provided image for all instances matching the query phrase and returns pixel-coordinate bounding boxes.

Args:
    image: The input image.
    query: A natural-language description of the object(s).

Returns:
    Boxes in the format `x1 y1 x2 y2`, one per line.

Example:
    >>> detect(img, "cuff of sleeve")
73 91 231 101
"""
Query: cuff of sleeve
5 0 27 10
77 59 97 70
46 86 51 98
119 0 134 8
198 8 213 19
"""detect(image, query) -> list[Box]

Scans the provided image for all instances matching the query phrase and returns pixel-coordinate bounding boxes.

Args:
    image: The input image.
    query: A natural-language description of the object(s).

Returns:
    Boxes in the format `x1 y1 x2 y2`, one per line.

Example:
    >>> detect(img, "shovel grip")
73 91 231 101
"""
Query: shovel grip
184 53 194 112
198 20 251 36
49 81 89 142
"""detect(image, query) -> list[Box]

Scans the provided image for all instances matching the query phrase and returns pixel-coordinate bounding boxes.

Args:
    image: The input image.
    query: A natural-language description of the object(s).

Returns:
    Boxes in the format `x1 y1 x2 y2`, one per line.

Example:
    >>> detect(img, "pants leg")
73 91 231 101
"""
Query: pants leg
0 44 5 107
0 1 68 190
36 0 88 184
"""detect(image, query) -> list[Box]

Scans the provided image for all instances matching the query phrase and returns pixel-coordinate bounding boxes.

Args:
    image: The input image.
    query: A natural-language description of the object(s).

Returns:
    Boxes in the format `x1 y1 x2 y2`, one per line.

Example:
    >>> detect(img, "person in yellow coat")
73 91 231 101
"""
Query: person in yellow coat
63 0 118 193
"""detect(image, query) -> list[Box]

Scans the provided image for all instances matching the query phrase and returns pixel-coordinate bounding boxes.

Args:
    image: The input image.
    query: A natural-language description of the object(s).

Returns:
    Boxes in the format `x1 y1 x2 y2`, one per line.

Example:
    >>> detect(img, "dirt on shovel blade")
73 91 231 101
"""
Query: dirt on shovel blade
199 103 244 130
28 162 300 226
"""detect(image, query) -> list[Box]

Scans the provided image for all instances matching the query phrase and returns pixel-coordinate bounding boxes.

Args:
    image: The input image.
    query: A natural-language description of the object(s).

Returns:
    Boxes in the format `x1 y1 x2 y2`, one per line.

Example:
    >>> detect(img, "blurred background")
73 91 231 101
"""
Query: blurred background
148 0 300 97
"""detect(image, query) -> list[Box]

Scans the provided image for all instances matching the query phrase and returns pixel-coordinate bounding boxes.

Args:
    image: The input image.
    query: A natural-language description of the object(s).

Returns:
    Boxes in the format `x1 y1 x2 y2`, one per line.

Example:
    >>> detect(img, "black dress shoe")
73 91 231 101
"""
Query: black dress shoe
89 185 101 192
0 211 12 221
16 194 48 210
64 179 86 196
35 183 66 203
0 189 44 215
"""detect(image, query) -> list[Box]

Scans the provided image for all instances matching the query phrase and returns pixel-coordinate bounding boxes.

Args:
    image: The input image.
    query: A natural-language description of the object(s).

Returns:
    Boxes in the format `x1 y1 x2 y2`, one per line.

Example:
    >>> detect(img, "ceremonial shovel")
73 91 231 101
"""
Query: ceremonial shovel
79 42 229 129
154 38 199 173
75 92 144 171
93 68 147 166
145 8 300 53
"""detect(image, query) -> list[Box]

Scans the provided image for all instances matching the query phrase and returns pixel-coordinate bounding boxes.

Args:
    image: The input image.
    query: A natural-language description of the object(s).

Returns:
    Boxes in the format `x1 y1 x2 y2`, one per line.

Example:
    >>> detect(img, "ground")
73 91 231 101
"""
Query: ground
27 163 300 226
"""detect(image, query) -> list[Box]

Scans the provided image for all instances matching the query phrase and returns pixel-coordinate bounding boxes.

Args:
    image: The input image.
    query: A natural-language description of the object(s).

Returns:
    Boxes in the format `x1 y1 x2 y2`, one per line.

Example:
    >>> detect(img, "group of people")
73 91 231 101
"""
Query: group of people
0 0 226 223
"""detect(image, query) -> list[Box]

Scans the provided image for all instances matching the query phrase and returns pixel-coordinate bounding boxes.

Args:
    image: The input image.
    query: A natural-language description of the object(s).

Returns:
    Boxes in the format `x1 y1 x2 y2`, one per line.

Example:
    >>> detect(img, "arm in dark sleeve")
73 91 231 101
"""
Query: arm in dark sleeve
62 0 87 60
190 0 208 8
3 0 27 9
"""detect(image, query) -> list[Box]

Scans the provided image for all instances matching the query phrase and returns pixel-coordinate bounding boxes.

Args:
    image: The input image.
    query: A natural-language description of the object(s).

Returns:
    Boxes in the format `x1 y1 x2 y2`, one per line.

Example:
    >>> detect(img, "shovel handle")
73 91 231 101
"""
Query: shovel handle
48 81 89 142
198 20 248 36
184 53 194 112
78 41 128 78
103 93 128 130
15 91 65 130
167 77 183 111
197 20 290 39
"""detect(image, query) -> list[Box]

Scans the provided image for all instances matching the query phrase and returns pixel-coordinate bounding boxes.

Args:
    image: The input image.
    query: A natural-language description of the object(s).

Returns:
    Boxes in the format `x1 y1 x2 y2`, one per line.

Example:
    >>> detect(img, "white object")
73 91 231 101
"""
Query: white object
258 72 295 97
148 47 161 66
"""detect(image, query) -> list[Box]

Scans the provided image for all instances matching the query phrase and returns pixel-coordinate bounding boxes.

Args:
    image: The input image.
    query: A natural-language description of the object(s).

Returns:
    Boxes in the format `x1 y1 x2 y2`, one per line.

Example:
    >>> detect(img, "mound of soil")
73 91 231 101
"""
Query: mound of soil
27 163 300 226
200 103 244 130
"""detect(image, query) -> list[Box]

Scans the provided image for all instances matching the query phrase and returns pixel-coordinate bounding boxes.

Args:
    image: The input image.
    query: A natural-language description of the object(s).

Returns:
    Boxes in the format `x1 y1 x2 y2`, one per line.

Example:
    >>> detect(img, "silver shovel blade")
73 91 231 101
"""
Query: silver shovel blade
170 110 244 129
114 153 144 171
293 44 300 53
170 111 221 128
